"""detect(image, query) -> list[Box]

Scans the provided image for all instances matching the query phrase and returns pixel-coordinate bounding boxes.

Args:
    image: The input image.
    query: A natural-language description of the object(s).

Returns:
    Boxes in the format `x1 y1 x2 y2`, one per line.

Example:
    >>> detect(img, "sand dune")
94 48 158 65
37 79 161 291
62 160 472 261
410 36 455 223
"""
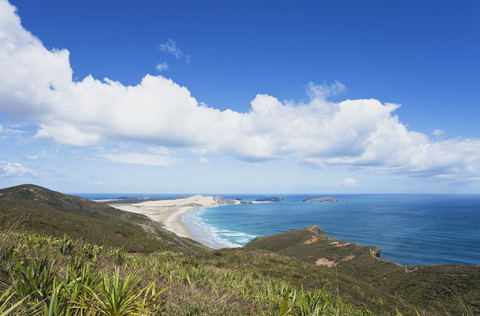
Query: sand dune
107 195 239 241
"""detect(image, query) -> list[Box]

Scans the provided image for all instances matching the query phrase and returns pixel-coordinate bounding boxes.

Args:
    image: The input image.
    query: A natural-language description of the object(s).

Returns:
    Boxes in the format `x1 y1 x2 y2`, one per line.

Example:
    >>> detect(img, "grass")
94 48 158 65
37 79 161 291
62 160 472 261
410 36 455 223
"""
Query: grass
0 229 384 315
2 227 479 315
1 184 478 315
245 225 480 315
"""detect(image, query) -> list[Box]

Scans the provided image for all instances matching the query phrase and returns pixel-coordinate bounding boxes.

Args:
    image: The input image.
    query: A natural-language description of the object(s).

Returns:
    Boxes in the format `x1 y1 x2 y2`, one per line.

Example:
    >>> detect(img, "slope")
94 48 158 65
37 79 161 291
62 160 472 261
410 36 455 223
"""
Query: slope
0 184 205 253
245 225 480 315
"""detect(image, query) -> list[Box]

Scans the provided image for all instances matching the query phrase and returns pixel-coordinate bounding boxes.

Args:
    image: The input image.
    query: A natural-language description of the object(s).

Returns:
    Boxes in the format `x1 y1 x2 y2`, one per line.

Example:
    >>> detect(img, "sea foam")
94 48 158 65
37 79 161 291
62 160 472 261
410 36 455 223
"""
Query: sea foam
183 207 257 249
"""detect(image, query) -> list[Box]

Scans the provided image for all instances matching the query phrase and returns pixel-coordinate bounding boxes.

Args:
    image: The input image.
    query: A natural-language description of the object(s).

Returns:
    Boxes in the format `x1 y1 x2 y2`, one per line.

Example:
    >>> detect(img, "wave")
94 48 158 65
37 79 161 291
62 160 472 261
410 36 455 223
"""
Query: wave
182 207 257 249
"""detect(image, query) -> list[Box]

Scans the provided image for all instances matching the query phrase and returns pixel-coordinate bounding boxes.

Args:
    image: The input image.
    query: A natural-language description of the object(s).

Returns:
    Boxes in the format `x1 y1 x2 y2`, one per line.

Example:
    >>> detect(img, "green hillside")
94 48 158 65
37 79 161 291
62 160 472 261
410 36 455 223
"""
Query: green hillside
0 184 205 254
0 184 478 315
246 225 480 315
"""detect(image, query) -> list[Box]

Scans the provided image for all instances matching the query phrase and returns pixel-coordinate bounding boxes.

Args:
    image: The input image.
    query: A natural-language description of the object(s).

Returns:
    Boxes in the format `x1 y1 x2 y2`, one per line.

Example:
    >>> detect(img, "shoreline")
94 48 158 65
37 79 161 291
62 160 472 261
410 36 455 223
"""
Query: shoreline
163 206 199 241
106 202 201 242
104 195 237 245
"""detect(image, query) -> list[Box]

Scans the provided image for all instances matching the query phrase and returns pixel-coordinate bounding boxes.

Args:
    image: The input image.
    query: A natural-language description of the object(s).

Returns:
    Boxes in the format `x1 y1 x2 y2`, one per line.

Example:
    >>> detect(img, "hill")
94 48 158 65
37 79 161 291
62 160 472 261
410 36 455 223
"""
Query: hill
1 184 479 315
0 184 205 253
245 225 480 315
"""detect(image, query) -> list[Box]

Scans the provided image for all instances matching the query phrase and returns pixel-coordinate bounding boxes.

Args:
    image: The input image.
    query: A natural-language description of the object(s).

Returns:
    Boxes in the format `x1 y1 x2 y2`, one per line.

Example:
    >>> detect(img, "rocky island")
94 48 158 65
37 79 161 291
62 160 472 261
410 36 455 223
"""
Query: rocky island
303 196 340 202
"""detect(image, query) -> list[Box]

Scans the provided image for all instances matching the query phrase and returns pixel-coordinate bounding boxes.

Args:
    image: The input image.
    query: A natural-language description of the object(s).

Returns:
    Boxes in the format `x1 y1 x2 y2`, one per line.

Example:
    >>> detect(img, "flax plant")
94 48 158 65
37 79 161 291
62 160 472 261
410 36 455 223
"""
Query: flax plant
108 247 125 265
58 234 74 256
12 256 57 301
85 268 167 315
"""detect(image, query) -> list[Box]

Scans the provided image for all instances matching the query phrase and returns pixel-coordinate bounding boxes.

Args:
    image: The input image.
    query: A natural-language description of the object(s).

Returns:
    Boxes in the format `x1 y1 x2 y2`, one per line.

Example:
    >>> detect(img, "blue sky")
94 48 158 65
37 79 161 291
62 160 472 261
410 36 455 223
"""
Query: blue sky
0 0 479 194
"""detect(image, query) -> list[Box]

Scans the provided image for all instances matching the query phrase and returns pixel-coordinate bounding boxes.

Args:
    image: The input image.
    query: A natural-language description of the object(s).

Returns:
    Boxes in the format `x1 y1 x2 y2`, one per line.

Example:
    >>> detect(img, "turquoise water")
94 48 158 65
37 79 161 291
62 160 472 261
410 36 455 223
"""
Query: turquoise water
78 193 480 266
182 194 480 266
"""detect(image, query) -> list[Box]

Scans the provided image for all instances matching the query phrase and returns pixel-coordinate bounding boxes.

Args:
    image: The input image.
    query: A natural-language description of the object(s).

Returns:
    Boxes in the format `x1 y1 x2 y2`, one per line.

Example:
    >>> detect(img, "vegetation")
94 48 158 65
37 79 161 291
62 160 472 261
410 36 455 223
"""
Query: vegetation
0 228 381 315
0 185 205 254
0 184 478 315
246 226 480 315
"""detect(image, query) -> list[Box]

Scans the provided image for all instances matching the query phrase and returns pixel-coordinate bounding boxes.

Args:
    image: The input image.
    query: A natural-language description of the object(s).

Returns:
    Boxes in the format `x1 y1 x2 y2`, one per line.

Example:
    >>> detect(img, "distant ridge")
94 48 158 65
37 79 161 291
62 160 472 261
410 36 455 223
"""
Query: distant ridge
303 196 346 202
255 197 285 202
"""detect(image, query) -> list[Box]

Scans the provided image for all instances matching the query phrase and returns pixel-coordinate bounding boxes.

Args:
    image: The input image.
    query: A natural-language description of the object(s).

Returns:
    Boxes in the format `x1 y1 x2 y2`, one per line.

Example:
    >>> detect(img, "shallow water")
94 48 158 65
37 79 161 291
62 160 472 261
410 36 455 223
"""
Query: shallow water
182 194 480 266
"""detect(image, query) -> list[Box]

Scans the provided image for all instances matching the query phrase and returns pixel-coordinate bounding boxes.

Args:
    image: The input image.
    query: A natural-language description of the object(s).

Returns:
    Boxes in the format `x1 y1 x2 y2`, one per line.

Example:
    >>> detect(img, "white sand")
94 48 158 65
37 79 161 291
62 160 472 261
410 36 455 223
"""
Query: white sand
106 195 239 242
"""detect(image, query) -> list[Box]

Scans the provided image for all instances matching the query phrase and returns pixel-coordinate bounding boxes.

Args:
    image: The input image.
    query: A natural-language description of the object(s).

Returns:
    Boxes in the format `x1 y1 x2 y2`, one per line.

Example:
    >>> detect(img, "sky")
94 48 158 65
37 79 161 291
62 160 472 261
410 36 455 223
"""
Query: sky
0 0 479 194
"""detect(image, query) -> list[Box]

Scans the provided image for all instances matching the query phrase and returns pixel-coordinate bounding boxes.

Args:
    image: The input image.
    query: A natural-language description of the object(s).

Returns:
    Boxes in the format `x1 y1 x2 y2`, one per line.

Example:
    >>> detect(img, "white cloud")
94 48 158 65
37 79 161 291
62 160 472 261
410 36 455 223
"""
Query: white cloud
158 39 190 63
0 125 28 141
433 129 443 137
199 156 209 165
102 152 177 166
159 39 181 58
101 146 176 166
156 62 168 72
26 155 39 160
307 81 346 99
0 160 37 177
33 129 50 139
147 146 170 155
0 0 479 183
342 178 358 187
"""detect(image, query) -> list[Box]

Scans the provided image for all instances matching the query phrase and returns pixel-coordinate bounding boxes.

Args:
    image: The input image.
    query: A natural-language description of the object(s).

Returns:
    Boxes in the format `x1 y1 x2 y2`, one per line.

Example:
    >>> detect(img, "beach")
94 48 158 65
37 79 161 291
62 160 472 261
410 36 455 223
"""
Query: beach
105 195 239 242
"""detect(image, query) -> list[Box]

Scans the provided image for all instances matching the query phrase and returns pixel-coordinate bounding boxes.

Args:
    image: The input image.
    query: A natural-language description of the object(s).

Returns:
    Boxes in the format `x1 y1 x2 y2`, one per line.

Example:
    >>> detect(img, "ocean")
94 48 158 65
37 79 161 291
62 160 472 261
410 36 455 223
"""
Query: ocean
79 193 480 266
183 194 480 266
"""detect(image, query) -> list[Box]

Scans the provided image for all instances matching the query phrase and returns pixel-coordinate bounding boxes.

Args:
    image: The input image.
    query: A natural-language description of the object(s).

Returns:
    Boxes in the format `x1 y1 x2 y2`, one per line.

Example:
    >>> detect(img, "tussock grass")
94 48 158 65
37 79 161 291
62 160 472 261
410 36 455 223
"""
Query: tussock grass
0 229 379 315
2 185 477 315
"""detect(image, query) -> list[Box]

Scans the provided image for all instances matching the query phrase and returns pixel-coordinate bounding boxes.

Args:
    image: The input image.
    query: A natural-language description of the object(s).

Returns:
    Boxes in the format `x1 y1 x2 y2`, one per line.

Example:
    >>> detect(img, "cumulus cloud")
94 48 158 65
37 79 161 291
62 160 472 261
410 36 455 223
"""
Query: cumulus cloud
0 0 479 182
158 39 190 63
0 124 3 133
433 129 443 137
26 155 39 160
0 160 37 177
156 62 168 72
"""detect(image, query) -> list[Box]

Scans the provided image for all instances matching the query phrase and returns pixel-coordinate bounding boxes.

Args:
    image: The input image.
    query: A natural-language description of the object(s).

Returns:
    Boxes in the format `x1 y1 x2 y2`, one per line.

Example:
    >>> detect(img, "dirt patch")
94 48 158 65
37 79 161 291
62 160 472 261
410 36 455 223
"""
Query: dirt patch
404 266 419 273
314 257 337 268
114 231 127 238
303 235 319 245
329 241 350 247
341 255 356 262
